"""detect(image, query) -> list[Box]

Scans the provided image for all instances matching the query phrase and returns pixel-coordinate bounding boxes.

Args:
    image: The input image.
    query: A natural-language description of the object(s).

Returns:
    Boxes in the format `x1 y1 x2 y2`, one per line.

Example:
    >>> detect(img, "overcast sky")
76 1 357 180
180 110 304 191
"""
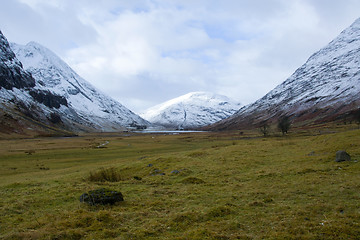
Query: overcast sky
0 0 359 113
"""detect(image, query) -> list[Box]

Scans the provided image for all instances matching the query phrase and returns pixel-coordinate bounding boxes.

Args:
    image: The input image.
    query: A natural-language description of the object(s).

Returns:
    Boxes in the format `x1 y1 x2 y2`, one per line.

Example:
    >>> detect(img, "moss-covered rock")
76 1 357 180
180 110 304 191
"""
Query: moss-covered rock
79 188 124 205
335 150 351 162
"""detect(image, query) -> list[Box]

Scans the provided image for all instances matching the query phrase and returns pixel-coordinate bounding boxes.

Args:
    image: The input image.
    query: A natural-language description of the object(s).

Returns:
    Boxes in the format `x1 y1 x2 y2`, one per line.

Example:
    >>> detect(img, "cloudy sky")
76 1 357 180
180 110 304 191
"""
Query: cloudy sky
0 0 359 113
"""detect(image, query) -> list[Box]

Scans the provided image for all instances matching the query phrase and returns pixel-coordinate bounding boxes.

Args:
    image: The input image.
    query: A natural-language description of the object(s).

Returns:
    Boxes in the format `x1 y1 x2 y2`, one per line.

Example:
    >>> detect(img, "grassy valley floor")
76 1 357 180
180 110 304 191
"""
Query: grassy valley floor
0 128 359 239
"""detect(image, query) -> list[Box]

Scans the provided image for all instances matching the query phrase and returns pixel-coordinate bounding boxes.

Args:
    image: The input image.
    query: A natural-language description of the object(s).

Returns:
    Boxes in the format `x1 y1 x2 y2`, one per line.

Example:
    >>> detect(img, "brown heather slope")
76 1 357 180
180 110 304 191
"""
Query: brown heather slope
205 99 360 131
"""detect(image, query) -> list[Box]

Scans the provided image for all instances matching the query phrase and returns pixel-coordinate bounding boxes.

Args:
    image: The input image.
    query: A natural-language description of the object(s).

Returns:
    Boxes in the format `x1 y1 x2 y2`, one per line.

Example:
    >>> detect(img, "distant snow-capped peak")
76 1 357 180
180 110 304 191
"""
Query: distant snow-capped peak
141 92 241 128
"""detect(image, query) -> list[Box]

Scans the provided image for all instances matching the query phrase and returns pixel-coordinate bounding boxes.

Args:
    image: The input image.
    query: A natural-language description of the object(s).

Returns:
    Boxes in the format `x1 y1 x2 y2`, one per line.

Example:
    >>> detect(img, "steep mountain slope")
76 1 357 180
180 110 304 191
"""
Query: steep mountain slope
208 18 360 131
0 30 75 137
0 33 35 91
11 42 149 131
141 92 241 129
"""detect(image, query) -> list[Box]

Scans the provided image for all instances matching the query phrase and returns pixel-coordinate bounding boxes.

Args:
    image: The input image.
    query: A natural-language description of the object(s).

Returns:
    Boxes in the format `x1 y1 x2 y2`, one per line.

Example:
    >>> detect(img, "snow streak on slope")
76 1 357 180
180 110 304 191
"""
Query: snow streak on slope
141 92 241 129
11 42 148 131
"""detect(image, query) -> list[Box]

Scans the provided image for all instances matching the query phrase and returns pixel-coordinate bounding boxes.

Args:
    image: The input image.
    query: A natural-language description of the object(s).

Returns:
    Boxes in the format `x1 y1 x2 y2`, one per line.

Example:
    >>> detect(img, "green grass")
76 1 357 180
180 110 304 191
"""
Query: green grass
0 129 359 239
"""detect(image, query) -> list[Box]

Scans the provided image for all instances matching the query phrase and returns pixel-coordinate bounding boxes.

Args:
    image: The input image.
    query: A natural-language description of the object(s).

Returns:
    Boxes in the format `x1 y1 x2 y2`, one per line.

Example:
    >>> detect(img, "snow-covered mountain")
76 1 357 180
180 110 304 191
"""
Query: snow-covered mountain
10 41 149 131
141 92 241 129
208 18 360 130
1 30 72 136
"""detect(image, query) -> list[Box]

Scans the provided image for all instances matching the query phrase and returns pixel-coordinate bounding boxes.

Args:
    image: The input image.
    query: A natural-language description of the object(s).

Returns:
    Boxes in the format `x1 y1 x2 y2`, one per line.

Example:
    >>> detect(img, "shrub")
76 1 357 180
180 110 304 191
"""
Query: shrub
88 167 122 182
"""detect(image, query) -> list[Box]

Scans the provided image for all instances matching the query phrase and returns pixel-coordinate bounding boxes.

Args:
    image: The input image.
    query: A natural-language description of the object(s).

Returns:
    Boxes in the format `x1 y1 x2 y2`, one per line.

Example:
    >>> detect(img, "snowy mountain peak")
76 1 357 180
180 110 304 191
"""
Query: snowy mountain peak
141 92 241 129
154 91 235 110
11 41 149 131
0 31 35 90
11 42 83 88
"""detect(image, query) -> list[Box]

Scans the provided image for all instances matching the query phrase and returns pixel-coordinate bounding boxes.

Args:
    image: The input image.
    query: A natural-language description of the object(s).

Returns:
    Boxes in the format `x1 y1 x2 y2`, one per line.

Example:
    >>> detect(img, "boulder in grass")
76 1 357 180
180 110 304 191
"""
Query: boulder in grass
335 151 351 162
80 188 124 205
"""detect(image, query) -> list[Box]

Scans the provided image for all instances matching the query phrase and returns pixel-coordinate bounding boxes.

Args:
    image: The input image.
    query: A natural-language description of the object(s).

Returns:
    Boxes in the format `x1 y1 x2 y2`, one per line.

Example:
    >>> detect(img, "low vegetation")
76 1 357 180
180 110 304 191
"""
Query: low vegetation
0 125 359 239
88 167 122 182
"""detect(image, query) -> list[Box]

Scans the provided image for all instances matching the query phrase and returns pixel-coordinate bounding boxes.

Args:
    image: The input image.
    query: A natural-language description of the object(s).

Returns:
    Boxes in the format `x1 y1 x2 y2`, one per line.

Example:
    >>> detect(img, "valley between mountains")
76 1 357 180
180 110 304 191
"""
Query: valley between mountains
0 15 360 240
2 18 360 135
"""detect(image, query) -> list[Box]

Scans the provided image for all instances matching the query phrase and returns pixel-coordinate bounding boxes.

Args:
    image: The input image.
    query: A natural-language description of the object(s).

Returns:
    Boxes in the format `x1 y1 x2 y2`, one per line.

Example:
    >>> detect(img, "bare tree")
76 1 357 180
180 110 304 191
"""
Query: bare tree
278 116 291 135
259 122 270 137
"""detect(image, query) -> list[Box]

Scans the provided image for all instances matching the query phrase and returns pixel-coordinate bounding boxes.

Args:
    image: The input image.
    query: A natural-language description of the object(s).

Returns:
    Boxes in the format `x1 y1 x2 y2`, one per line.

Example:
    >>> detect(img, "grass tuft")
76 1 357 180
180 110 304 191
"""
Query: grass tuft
188 151 209 158
181 176 205 184
88 167 122 182
206 206 233 218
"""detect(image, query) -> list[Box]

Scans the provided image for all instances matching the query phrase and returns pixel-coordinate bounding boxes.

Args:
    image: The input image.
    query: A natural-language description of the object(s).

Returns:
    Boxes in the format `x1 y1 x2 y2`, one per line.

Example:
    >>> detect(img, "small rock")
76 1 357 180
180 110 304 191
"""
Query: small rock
150 168 165 176
133 176 142 180
147 164 153 167
97 141 109 148
171 170 180 174
335 151 351 162
80 188 124 205
307 151 315 156
25 150 35 155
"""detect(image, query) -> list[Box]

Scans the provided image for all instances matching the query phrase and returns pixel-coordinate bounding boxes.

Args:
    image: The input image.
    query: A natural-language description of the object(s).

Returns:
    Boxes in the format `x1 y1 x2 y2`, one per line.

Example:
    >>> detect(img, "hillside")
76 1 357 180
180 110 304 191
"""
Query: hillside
207 18 360 131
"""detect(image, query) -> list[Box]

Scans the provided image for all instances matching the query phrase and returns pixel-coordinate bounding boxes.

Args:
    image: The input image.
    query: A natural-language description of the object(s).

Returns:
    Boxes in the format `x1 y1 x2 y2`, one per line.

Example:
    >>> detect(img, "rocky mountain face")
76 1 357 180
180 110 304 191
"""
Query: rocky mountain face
0 32 35 90
0 30 148 136
141 92 241 129
207 18 360 131
0 30 71 136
